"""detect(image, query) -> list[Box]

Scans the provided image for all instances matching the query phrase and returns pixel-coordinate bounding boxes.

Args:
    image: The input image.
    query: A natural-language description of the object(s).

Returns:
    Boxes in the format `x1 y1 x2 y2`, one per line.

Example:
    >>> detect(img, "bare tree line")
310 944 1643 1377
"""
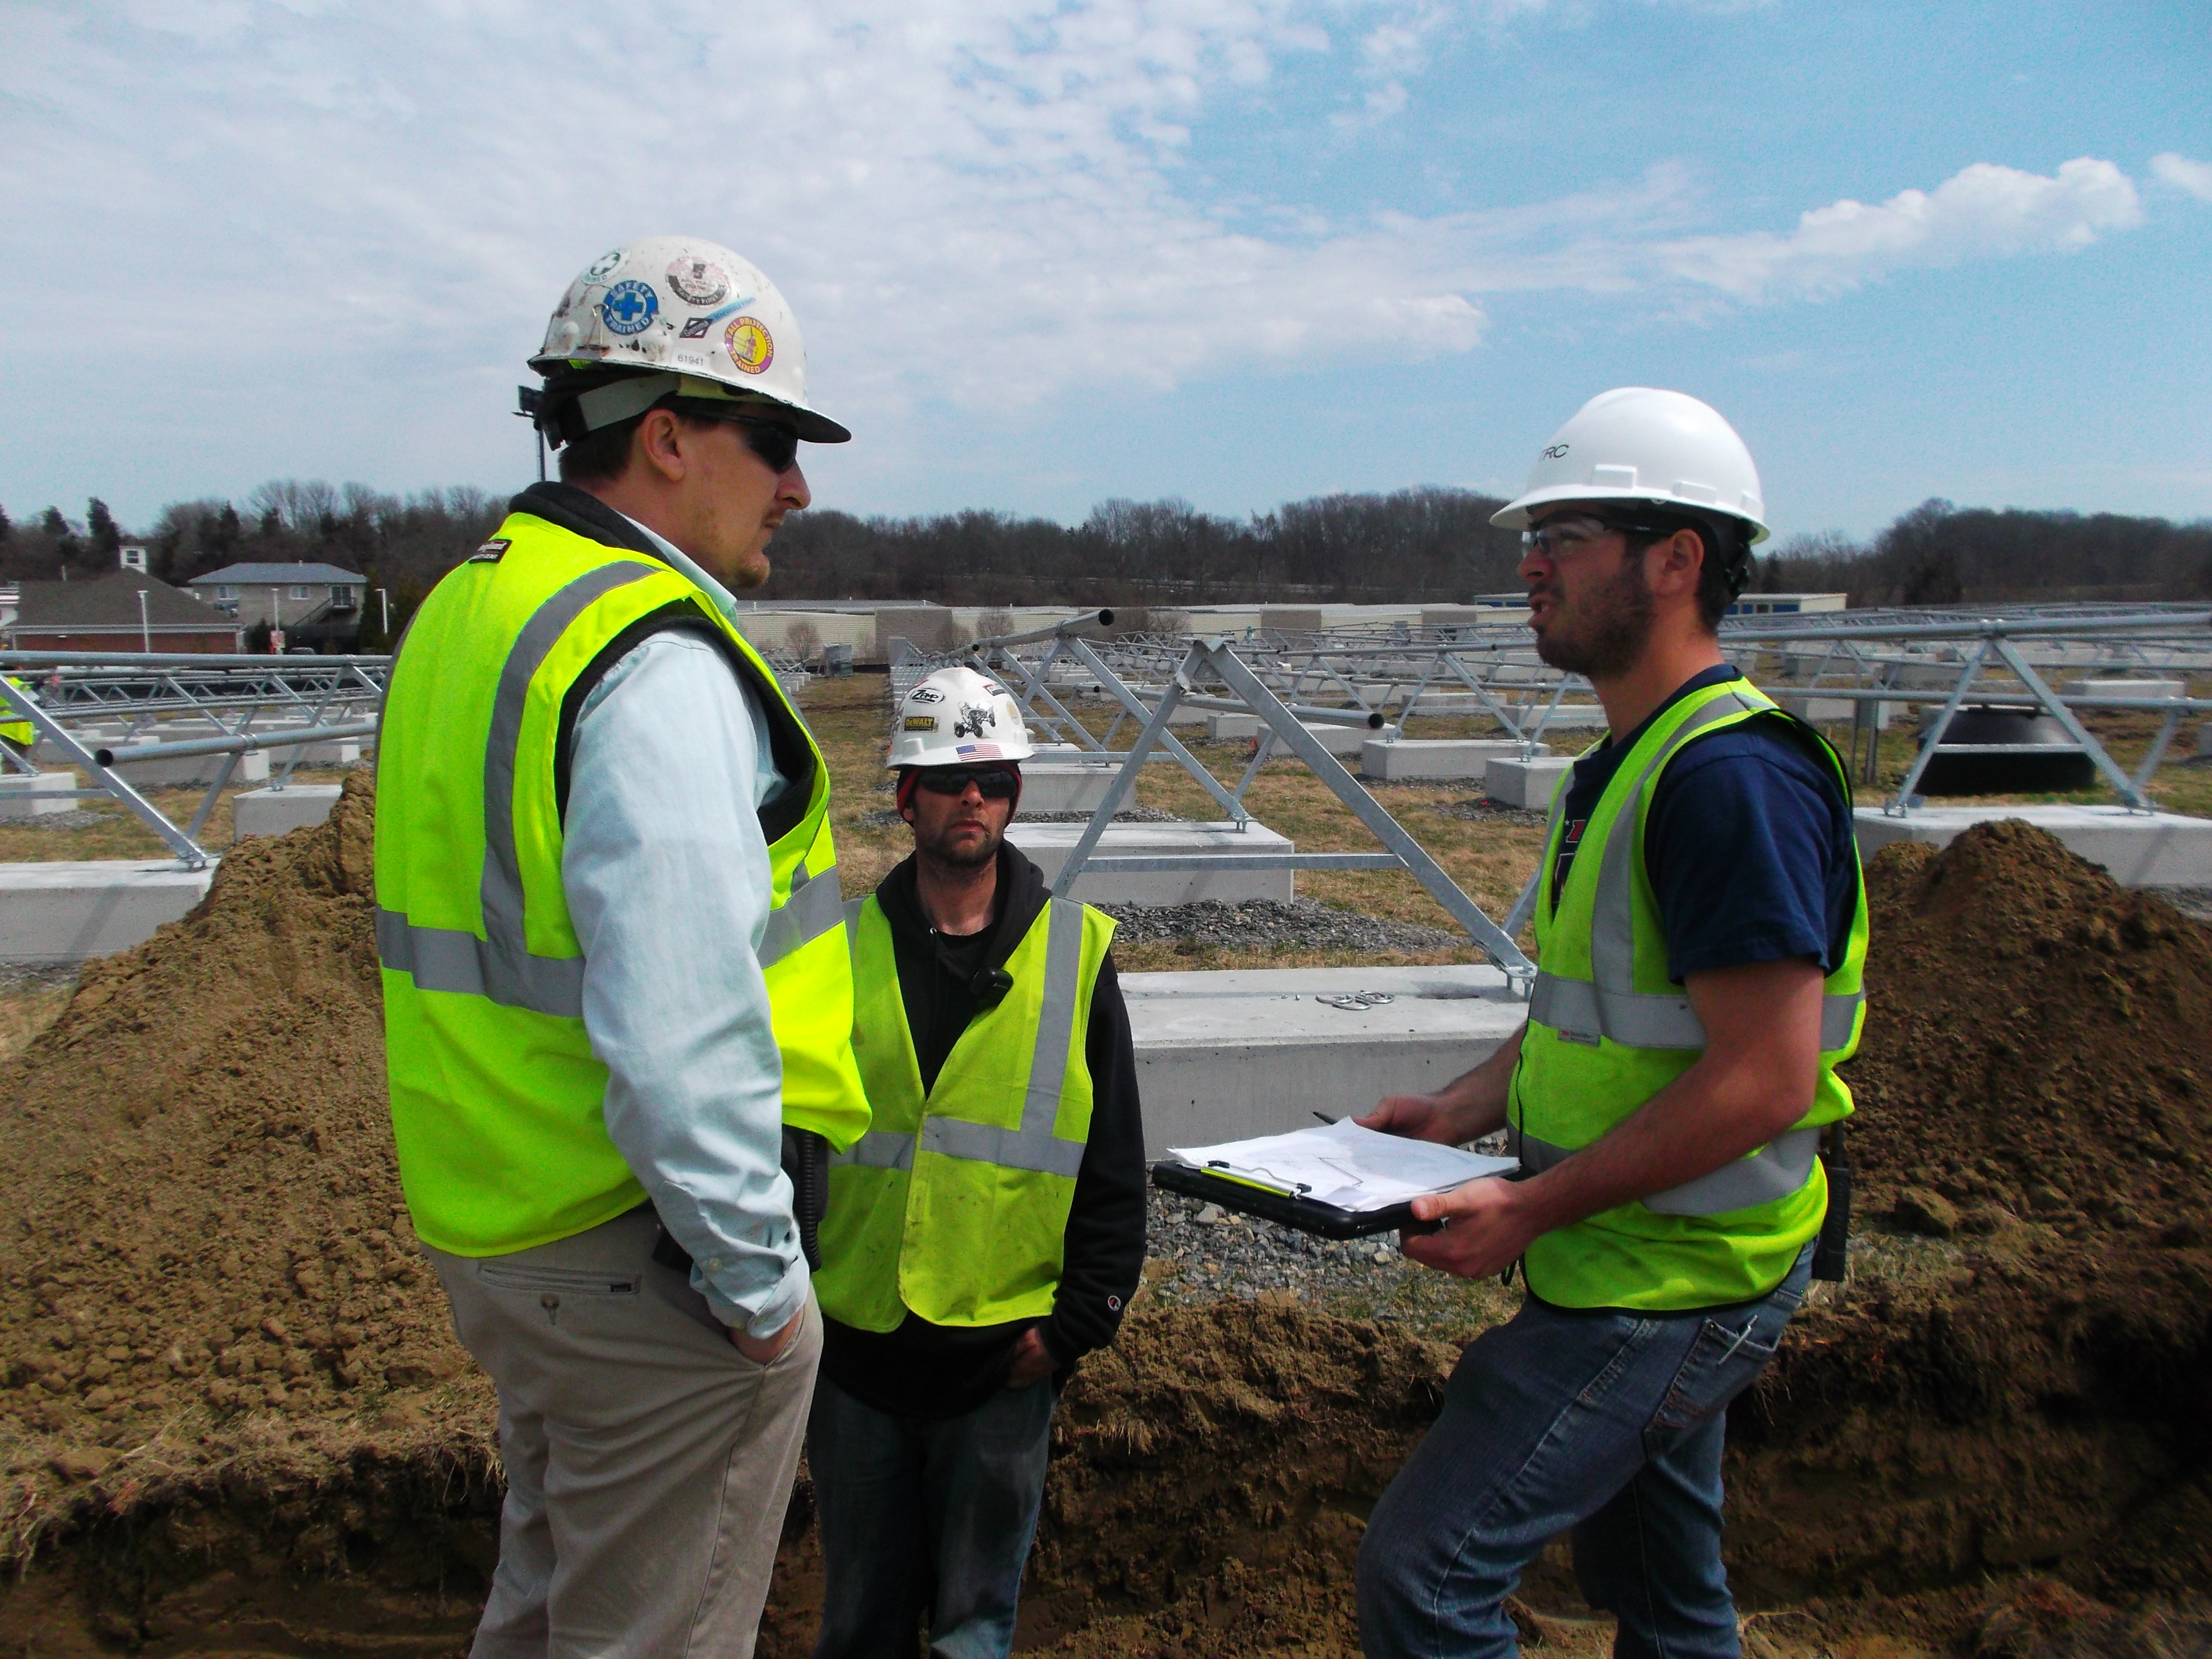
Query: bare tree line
4 483 2206 649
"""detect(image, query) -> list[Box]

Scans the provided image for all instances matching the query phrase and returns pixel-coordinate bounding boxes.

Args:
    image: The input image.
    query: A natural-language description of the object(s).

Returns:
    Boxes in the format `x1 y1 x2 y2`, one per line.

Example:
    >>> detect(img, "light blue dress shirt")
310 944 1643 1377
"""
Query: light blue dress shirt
558 516 805 1339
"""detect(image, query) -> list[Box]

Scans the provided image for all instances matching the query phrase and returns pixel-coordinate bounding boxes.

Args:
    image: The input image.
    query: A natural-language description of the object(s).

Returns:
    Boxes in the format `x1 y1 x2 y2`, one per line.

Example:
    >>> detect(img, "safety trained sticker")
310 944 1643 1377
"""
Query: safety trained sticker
599 280 659 336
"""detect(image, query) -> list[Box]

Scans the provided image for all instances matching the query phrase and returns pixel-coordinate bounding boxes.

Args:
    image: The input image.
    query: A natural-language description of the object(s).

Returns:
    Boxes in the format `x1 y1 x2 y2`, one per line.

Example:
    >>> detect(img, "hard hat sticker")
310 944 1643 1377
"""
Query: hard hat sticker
667 257 730 306
955 744 1003 759
584 248 626 281
679 316 713 339
952 703 998 740
908 686 944 704
599 281 659 337
903 715 938 731
724 316 774 375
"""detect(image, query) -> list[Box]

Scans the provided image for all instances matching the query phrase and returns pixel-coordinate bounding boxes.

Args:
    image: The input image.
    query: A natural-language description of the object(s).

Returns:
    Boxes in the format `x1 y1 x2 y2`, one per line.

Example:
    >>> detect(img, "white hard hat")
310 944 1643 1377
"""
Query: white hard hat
1491 388 1768 545
888 668 1035 768
530 235 849 445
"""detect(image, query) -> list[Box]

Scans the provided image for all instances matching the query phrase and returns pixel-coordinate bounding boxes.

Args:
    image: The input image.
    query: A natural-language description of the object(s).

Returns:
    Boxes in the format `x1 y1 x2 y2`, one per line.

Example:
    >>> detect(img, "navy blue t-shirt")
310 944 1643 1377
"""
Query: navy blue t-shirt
1548 665 1857 983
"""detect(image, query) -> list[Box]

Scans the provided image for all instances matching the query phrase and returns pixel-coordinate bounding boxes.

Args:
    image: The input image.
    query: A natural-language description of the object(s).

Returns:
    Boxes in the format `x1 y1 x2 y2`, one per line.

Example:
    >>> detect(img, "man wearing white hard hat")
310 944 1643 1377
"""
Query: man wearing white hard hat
377 237 870 1654
809 665 1145 1659
1357 390 1866 1659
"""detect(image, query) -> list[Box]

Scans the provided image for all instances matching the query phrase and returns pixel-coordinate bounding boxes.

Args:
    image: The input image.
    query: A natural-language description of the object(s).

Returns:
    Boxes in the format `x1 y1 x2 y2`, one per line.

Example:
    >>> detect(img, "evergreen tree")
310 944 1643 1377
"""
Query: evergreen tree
86 497 122 561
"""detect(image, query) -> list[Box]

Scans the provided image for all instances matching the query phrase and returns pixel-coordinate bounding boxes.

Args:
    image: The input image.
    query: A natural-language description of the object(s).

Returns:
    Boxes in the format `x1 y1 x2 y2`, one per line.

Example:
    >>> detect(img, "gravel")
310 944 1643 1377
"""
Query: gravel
2157 888 2212 924
2 809 117 832
1424 794 1552 827
1140 1133 1511 1315
1098 897 1465 955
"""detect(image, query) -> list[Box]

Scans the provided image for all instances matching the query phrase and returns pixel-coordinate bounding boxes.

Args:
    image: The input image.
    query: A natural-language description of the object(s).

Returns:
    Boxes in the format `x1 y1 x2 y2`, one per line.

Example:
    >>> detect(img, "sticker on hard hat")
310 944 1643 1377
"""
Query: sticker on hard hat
956 744 1003 759
584 248 625 281
600 280 659 336
666 257 730 306
952 703 998 739
724 317 774 375
903 715 937 731
679 316 713 339
1543 444 1570 459
908 686 944 704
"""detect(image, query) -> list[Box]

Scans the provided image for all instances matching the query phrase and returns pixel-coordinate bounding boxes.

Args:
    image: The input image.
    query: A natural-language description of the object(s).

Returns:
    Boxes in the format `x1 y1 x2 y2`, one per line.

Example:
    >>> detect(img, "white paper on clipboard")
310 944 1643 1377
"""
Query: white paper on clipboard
1166 1119 1517 1214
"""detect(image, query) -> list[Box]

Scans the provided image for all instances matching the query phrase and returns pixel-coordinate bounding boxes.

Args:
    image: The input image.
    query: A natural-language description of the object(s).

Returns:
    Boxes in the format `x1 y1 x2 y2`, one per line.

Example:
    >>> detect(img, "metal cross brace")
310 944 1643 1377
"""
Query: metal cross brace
1049 638 1536 988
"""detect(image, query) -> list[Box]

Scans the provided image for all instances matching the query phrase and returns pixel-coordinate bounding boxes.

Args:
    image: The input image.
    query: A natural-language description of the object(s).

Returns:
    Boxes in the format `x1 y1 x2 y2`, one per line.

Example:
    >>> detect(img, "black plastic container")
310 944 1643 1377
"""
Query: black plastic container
1911 705 2095 795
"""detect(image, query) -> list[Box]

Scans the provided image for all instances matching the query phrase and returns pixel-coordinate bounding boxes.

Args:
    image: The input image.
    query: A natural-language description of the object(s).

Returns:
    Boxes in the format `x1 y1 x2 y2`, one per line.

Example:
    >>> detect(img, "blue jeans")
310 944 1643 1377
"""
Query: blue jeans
808 1372 1057 1659
1358 1245 1813 1659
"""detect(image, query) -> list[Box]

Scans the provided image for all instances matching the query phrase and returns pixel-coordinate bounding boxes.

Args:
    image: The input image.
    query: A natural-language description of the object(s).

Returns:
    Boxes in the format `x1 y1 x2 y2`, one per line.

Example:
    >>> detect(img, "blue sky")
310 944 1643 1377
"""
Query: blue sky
2 0 2206 546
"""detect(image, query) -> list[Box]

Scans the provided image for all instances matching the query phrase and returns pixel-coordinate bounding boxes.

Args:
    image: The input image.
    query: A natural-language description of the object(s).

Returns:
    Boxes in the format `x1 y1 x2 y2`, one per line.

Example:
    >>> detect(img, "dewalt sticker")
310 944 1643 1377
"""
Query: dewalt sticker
903 715 937 731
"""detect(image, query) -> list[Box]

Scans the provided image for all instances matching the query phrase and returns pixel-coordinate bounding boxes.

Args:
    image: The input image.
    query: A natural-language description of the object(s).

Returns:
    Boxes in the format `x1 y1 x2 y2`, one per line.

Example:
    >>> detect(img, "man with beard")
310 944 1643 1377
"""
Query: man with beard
810 665 1146 1659
1355 389 1866 1659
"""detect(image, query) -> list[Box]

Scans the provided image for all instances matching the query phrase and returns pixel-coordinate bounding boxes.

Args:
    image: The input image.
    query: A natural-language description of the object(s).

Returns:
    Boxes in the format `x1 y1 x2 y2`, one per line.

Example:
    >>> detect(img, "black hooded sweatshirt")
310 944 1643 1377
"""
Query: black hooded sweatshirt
817 842 1147 1419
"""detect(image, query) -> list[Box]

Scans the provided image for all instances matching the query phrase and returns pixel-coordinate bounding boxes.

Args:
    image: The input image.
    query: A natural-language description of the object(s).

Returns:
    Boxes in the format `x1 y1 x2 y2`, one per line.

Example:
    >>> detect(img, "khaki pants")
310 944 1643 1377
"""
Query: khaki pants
429 1207 821 1659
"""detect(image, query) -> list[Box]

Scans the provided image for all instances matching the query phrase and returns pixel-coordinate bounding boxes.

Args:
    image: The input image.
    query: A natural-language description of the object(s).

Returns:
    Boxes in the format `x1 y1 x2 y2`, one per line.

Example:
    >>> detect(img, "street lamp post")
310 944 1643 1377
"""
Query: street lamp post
376 588 389 638
137 589 150 653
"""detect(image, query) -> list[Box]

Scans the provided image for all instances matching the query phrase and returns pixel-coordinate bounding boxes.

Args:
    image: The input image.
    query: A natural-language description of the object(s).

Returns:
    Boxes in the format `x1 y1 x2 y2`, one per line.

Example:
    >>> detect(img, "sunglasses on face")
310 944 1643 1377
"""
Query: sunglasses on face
721 414 801 475
1520 514 1677 557
913 767 1020 800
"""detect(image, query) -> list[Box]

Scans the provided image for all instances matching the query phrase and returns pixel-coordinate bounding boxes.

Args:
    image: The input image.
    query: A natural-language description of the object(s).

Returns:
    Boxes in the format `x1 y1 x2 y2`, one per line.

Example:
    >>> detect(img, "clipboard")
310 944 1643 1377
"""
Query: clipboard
1151 1159 1441 1240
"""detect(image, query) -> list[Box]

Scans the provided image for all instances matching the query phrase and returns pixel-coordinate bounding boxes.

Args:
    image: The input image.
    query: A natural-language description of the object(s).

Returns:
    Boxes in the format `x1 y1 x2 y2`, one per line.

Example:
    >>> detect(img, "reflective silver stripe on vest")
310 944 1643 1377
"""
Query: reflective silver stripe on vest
759 867 847 968
1540 686 1861 1052
1509 1123 1823 1216
377 560 663 1019
836 1130 916 1172
1529 972 1864 1052
375 908 587 1013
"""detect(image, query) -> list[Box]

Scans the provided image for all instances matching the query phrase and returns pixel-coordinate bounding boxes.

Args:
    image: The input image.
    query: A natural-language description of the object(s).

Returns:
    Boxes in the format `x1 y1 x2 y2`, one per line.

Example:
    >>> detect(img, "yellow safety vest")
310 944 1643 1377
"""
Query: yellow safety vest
375 494 869 1258
0 678 36 748
815 892 1114 1330
1512 678 1868 1310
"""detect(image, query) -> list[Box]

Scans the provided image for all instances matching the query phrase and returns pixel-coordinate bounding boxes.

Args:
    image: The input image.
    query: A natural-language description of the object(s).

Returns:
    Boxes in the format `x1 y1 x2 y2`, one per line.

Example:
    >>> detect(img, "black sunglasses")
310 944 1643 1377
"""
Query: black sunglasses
913 767 1020 800
720 414 801 475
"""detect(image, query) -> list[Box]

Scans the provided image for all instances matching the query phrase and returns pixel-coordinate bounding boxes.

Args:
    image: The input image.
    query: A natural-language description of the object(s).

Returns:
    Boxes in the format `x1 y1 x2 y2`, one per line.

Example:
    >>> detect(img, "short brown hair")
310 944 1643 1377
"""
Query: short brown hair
553 405 731 486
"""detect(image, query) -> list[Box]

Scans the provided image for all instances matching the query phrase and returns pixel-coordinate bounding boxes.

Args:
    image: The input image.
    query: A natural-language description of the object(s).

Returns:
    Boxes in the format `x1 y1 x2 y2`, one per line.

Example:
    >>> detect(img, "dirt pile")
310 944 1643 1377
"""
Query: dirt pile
0 801 2208 1653
1719 822 2212 1605
0 773 492 1552
1844 819 2212 1242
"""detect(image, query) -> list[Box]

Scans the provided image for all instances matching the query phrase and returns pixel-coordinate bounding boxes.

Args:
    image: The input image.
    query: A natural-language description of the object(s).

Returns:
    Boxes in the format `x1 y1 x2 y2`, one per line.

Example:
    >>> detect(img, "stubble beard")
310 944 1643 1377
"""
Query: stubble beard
1533 558 1657 680
914 818 1002 872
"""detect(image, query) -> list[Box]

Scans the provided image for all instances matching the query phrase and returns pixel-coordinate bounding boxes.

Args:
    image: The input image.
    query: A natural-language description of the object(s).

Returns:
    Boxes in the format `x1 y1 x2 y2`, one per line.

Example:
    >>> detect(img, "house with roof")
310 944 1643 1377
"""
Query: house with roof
4 576 243 654
186 561 367 649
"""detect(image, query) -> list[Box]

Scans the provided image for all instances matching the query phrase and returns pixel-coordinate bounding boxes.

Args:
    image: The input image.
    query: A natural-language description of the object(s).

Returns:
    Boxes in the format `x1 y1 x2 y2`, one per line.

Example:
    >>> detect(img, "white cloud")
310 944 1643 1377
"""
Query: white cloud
2150 152 2212 203
1653 159 2143 302
0 2 2173 517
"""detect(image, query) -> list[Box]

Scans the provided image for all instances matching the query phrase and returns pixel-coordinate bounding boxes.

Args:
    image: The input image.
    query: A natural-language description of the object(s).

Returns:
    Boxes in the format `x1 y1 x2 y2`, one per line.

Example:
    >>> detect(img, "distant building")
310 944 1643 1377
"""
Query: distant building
1726 593 1847 617
186 562 367 650
118 544 149 574
5 576 243 654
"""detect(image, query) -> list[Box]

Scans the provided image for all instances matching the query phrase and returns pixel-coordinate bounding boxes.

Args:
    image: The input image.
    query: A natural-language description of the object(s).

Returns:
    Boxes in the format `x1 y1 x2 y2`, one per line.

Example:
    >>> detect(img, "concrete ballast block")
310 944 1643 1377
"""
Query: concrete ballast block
1124 965 1529 1156
2060 678 2185 703
1004 821 1296 905
1361 739 1550 782
233 784 343 839
1014 765 1115 816
0 774 78 820
0 859 215 963
1205 713 1259 742
1485 756 1575 809
1853 806 2212 889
